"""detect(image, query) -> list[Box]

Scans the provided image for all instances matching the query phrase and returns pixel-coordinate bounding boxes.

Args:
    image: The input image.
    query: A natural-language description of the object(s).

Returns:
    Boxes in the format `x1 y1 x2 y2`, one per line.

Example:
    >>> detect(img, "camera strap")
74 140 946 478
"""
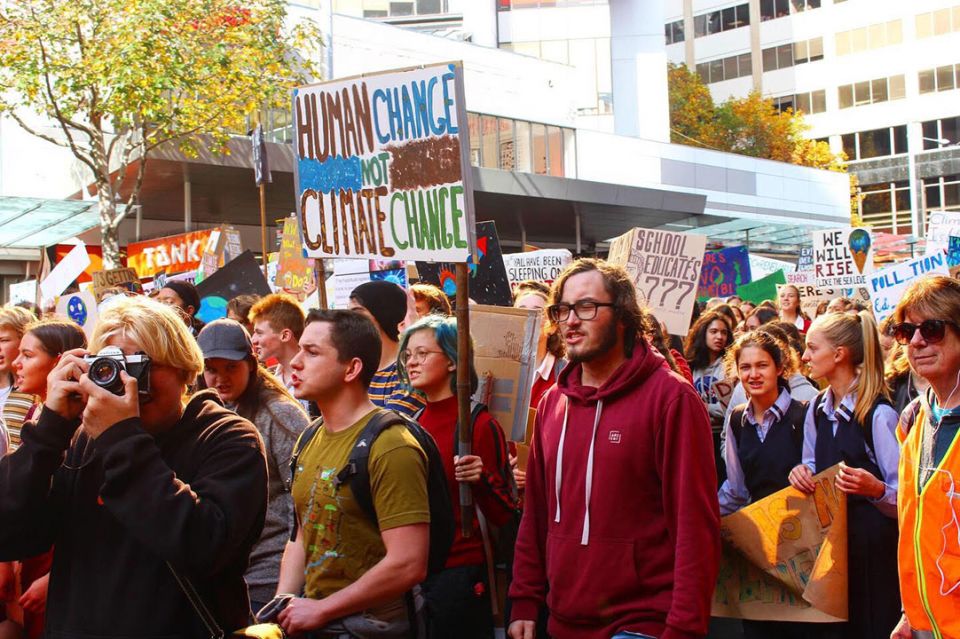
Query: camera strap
166 561 225 639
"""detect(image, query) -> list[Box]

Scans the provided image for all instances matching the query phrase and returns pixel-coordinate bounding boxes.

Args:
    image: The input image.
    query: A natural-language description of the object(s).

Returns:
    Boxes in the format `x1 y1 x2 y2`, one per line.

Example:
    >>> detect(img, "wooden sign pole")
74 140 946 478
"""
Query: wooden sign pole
455 262 473 537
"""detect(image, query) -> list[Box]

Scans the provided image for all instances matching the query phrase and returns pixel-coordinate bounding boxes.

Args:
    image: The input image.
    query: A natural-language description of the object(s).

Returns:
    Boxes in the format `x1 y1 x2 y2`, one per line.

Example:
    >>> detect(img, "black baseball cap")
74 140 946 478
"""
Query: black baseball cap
197 319 253 361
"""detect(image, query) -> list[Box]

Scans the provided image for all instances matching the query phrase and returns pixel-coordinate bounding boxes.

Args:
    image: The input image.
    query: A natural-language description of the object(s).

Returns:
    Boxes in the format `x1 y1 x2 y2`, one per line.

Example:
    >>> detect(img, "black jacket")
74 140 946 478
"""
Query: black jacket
0 389 268 638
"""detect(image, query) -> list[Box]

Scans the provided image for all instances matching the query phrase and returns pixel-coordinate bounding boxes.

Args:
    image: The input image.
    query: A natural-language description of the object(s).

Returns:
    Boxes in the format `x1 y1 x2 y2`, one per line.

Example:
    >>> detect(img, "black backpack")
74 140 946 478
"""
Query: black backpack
289 409 455 576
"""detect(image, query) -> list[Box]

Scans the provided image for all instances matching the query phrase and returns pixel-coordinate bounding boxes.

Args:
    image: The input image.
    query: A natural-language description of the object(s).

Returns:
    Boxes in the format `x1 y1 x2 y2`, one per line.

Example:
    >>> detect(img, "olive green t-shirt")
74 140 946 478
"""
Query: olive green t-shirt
291 409 430 599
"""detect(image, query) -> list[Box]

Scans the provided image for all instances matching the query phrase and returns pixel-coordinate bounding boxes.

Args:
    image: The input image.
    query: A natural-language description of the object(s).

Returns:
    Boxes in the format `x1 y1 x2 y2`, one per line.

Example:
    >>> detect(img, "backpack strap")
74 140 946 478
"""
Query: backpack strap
860 396 893 458
286 419 324 539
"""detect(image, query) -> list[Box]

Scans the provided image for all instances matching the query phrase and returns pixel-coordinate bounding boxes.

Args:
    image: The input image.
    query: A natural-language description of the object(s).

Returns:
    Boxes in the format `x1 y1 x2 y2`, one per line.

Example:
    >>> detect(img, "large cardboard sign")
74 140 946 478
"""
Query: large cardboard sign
502 249 572 289
812 227 873 288
91 267 142 301
736 270 785 304
417 221 512 307
607 228 706 336
698 246 752 300
925 211 960 255
195 251 272 323
276 216 317 298
127 229 215 278
293 62 476 263
713 465 848 622
470 304 541 441
867 252 950 322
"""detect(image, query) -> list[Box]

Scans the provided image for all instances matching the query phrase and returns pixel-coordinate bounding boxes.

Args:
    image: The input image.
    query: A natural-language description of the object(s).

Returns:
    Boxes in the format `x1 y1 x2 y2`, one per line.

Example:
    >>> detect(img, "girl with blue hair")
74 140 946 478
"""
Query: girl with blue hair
397 315 517 639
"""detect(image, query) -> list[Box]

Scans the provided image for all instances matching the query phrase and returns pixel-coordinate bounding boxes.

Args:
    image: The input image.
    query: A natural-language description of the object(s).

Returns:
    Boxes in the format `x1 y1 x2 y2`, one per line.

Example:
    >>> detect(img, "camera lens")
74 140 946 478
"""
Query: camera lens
90 357 120 387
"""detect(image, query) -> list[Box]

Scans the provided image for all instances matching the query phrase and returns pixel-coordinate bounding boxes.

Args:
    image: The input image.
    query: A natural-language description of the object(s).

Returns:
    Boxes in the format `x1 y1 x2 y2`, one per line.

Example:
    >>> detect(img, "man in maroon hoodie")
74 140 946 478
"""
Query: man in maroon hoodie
508 259 720 639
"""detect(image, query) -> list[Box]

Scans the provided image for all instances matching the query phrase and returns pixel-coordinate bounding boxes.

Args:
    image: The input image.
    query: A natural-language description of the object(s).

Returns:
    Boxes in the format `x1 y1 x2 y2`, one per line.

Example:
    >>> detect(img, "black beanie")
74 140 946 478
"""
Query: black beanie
350 281 407 341
163 280 201 316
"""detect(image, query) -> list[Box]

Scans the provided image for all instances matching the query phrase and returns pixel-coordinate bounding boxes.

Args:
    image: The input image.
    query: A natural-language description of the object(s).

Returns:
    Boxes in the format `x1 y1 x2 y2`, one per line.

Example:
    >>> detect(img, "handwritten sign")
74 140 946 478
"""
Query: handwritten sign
417 221 511 306
749 254 793 280
294 62 476 262
607 228 705 335
276 216 317 298
812 227 873 288
56 291 99 339
736 269 785 304
127 229 214 278
698 246 751 300
91 267 142 301
502 249 572 289
925 211 960 256
867 252 950 322
948 236 960 278
797 247 814 272
713 465 848 622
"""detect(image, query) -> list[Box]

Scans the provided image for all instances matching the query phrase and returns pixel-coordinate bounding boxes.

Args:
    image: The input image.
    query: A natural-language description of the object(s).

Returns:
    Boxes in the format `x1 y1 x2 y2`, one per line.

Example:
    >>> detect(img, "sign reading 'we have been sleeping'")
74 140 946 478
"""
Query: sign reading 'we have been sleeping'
293 62 477 263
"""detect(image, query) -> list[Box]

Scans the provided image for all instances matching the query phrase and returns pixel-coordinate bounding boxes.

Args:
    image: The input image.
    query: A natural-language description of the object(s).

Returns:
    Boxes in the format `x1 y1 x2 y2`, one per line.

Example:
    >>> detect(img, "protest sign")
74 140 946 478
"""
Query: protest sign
223 227 244 263
56 291 99 339
470 304 541 441
698 246 752 300
195 251 272 323
607 228 706 335
331 258 407 308
797 247 814 272
735 270 785 304
53 244 102 283
8 280 36 304
276 216 317 298
41 243 91 301
293 62 476 263
748 254 793 280
783 271 829 317
502 249 572 289
925 211 960 256
91 267 142 301
812 227 873 288
948 236 960 277
127 229 214 278
196 230 225 283
417 221 512 306
713 465 847 622
867 252 950 322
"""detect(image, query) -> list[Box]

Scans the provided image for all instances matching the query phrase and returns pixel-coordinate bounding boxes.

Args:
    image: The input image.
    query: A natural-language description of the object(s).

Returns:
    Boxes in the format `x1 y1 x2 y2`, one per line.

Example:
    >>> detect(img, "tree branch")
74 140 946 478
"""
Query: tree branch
7 109 100 175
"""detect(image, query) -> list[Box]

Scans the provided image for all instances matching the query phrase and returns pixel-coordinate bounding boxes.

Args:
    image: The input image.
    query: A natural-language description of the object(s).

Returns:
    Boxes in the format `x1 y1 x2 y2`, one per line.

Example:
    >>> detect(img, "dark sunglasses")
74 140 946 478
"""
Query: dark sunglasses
891 319 960 345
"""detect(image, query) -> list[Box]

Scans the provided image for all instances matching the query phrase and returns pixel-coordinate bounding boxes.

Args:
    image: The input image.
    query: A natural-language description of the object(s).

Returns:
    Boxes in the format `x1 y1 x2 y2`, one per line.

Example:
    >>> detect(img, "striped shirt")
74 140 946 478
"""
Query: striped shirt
1 392 39 451
369 362 424 418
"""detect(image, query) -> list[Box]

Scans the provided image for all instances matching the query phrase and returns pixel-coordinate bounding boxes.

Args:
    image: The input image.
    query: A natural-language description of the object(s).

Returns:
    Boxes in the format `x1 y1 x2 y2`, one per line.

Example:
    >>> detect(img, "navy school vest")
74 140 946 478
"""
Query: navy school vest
730 398 808 502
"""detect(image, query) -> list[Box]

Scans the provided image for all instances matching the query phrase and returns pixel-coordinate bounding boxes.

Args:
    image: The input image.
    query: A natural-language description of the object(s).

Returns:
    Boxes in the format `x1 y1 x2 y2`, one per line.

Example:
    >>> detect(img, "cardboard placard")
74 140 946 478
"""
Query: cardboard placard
735 269 785 304
502 249 573 289
713 465 848 622
749 254 794 280
41 243 91 301
8 280 37 305
56 291 99 339
514 442 530 472
91 267 142 301
417 221 512 307
698 246 752 300
607 228 706 336
276 216 317 298
867 252 950 322
925 211 960 256
293 62 476 262
812 227 873 288
948 236 960 277
195 251 272 323
126 229 215 278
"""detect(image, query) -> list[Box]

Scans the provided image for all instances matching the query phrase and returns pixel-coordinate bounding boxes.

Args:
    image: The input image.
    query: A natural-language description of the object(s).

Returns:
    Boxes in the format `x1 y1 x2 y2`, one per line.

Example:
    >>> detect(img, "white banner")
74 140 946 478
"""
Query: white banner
812 227 873 289
503 249 572 288
867 252 950 322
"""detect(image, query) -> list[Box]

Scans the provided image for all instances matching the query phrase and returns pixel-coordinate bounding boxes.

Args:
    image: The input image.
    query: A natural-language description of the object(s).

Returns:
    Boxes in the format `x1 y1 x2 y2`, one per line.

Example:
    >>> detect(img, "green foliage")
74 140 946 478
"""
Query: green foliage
0 0 321 266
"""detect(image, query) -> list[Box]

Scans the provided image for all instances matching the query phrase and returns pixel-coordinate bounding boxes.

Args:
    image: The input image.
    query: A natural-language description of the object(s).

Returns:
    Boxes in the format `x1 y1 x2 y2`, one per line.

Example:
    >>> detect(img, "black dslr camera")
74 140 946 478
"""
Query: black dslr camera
83 346 151 396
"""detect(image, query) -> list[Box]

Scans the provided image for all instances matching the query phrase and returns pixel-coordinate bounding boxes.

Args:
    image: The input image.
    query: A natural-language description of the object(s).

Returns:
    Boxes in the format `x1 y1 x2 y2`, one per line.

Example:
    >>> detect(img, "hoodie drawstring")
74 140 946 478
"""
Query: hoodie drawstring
553 396 605 546
581 399 603 545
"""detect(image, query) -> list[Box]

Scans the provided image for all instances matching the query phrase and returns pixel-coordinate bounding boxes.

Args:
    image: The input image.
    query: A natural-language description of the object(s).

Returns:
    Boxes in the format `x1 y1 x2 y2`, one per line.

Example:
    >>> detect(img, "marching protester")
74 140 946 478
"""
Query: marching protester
197 319 309 613
0 296 268 637
226 293 260 334
276 309 430 637
349 281 425 417
508 259 719 639
743 306 778 332
777 284 811 333
685 309 734 427
513 280 567 408
411 283 452 317
889 276 960 639
397 315 518 638
788 310 901 639
249 293 315 416
0 306 36 451
886 340 928 414
157 279 206 335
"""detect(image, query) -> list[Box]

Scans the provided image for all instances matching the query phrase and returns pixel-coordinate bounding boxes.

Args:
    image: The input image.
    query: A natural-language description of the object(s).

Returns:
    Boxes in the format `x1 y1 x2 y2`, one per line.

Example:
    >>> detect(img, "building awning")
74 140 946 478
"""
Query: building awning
0 197 101 258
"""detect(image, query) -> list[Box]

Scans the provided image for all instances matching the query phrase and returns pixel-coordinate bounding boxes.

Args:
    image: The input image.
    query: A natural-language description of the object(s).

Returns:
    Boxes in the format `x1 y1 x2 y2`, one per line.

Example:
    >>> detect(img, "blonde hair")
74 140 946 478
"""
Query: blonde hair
0 306 37 337
90 296 203 385
808 309 889 424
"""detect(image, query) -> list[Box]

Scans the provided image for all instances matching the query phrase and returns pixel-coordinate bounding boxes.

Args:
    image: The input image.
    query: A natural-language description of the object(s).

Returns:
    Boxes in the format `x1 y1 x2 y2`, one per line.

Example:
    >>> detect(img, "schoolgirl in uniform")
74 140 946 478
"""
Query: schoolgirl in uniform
788 310 901 639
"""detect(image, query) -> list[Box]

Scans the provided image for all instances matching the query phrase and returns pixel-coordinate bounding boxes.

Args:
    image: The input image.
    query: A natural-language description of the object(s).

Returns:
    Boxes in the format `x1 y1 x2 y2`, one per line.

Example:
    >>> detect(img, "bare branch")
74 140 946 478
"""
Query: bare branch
7 109 99 175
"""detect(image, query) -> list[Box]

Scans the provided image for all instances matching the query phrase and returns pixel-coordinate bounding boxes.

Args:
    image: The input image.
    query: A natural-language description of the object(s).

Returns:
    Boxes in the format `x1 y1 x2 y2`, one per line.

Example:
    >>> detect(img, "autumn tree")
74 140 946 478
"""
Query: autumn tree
0 0 320 267
667 63 844 172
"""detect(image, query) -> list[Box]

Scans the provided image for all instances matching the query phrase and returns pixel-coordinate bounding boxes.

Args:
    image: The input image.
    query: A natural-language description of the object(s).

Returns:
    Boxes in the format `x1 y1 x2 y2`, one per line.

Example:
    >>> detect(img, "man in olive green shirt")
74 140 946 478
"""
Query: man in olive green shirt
276 310 430 637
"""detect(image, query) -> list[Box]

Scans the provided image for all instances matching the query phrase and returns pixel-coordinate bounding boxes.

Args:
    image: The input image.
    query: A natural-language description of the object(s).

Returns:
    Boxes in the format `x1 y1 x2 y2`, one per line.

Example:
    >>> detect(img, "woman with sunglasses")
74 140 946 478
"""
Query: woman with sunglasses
888 277 960 639
396 315 518 639
787 310 900 639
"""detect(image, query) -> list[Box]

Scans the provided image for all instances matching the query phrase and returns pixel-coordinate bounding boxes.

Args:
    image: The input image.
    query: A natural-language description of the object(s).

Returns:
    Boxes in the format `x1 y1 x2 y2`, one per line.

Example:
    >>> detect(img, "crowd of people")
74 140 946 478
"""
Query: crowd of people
0 262 956 639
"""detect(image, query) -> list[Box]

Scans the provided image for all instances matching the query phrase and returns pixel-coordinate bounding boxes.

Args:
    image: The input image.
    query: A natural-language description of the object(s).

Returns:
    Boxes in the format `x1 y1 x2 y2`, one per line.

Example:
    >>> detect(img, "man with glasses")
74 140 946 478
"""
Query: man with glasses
508 259 720 639
889 276 960 639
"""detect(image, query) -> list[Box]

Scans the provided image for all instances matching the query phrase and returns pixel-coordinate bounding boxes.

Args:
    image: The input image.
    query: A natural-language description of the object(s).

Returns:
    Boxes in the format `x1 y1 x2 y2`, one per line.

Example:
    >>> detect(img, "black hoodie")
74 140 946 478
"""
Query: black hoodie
0 389 268 638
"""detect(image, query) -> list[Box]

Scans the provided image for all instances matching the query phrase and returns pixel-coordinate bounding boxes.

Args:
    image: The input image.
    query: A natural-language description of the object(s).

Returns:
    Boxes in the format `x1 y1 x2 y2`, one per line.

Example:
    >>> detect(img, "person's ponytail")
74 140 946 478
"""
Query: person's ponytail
853 310 890 424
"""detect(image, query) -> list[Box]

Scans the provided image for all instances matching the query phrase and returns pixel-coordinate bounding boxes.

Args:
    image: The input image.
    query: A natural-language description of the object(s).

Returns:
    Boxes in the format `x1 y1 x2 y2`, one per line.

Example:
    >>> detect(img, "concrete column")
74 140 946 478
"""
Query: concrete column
609 0 671 142
463 0 499 48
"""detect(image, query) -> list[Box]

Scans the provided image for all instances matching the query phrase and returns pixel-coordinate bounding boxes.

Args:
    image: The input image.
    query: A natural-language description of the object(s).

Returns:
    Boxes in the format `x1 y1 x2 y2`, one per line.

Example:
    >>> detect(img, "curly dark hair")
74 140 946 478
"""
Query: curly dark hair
684 310 732 370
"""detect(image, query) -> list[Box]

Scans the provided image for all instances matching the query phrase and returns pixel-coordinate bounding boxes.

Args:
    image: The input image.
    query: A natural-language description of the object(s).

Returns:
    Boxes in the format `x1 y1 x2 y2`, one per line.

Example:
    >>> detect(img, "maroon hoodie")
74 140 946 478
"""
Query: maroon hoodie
509 341 720 639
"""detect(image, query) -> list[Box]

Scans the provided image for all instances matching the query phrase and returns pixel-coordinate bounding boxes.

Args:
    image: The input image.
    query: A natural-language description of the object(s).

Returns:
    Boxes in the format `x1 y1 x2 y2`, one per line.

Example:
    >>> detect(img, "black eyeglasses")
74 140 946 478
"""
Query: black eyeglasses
891 319 960 345
547 300 616 323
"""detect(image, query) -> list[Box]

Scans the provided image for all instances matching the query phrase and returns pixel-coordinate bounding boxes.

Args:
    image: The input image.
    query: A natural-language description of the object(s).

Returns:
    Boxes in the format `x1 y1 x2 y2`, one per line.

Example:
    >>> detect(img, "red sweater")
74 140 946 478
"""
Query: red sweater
509 342 720 639
417 396 517 568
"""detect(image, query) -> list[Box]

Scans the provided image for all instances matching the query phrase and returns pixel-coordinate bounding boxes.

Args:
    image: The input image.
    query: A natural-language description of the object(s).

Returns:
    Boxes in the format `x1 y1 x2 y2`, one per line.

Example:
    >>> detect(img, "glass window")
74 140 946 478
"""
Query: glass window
889 75 905 100
850 27 867 53
563 128 577 178
943 117 960 146
736 4 751 26
926 181 943 208
498 119 515 171
794 40 808 62
854 81 871 106
738 53 753 76
710 59 724 81
796 92 811 113
839 84 853 109
808 0 821 8
935 8 952 36
595 38 612 113
776 0 789 17
893 125 908 154
762 47 777 72
468 113 481 166
694 14 707 37
696 62 710 83
862 189 892 215
888 20 902 44
532 123 547 175
835 31 850 56
707 11 721 35
416 0 441 13
722 7 736 31
515 120 532 173
954 6 960 31
808 37 823 61
723 56 739 80
895 186 910 214
842 133 857 159
945 181 960 208
761 0 775 20
547 126 563 177
859 128 891 158
923 120 940 149
389 1 414 15
937 65 955 92
812 90 826 113
919 69 936 94
871 78 888 103
917 12 933 39
481 115 498 169
777 44 793 68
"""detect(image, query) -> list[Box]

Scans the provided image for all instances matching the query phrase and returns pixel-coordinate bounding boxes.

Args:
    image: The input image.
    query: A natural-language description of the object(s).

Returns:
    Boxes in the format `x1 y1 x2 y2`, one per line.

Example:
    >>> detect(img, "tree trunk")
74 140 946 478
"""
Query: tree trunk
98 182 121 269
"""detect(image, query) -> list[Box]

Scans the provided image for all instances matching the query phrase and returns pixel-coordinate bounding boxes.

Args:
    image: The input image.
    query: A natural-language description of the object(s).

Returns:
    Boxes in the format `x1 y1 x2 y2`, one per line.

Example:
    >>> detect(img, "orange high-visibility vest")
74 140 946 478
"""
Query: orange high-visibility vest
898 403 960 639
